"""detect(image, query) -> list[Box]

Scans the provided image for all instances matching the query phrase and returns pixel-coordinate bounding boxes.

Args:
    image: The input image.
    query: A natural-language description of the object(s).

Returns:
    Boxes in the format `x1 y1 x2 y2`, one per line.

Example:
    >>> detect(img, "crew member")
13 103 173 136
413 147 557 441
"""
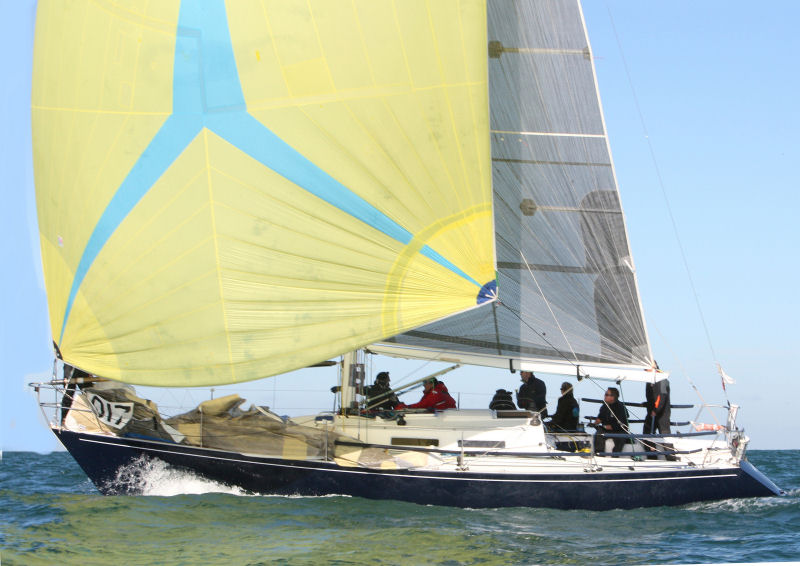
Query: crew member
546 382 579 431
364 371 398 410
644 378 674 459
644 379 671 435
516 371 547 417
396 378 456 411
593 387 629 454
489 389 516 411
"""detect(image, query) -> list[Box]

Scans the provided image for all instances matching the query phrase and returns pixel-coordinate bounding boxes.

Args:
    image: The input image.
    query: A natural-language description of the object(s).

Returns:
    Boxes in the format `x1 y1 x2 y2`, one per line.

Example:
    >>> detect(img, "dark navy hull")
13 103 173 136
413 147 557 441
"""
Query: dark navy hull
54 429 781 510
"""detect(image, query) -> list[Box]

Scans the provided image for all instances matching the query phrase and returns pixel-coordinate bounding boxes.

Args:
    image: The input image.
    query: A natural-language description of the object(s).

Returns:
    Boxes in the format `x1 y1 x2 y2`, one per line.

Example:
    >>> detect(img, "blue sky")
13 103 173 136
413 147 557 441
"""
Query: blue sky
3 1 798 453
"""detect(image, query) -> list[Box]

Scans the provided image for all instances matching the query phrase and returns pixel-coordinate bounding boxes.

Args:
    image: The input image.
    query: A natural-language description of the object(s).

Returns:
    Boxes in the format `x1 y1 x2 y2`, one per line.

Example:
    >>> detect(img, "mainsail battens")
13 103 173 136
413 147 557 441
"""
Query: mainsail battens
497 262 628 275
491 130 606 139
493 46 589 57
515 205 622 215
387 329 613 365
34 1 494 385
388 0 651 370
494 157 611 168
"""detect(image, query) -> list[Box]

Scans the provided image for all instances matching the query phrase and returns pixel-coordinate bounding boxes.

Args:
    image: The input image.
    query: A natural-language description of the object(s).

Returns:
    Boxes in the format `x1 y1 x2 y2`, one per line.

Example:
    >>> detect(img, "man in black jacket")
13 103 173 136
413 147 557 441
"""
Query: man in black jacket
516 371 547 417
593 387 629 454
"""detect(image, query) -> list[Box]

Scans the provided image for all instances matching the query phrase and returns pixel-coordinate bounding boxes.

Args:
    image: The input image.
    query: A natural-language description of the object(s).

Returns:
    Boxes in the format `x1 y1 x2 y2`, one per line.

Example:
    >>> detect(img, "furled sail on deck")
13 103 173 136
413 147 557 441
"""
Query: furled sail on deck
31 1 494 386
379 0 654 379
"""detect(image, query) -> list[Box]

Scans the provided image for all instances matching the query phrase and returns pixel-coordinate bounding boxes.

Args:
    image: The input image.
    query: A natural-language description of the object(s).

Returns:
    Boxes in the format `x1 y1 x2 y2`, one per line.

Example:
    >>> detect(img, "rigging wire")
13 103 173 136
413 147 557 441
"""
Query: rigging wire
519 250 578 362
497 302 580 371
496 301 627 433
604 4 729 402
650 322 724 427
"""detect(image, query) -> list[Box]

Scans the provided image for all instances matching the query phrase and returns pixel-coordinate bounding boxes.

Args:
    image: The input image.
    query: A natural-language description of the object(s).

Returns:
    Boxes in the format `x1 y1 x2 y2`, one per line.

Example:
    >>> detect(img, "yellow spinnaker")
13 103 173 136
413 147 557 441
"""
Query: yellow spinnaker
32 0 494 386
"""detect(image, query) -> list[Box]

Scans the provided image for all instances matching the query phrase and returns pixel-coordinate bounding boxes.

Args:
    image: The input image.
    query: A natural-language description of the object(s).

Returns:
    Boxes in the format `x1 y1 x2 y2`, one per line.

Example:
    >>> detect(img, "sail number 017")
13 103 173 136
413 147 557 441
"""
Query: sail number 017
87 393 134 429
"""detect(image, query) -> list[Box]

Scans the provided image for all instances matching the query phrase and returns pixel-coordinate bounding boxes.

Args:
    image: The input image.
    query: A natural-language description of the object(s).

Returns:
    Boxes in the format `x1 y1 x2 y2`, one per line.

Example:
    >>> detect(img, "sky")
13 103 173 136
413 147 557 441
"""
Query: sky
2 1 799 454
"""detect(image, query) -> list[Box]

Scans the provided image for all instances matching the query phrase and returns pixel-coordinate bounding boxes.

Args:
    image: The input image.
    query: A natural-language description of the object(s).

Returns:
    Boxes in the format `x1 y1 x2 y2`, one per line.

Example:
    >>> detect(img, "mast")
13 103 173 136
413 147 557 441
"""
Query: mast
339 351 365 414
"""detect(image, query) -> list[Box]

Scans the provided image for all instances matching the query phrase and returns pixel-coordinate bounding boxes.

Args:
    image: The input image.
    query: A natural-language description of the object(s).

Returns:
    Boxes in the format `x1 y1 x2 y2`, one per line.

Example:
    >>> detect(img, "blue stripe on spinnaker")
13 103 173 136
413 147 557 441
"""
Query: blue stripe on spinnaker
59 115 203 342
58 0 481 343
209 112 481 286
175 0 245 113
419 246 481 287
207 112 417 248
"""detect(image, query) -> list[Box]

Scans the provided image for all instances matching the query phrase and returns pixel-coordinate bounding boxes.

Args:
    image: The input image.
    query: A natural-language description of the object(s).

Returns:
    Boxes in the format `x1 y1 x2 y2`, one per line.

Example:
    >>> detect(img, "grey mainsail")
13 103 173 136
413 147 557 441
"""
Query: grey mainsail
380 0 651 376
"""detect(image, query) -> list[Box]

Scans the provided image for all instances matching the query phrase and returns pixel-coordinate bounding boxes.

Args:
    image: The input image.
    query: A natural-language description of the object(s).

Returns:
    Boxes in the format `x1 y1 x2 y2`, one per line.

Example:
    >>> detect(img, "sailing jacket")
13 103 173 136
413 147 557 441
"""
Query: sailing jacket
645 380 671 419
364 383 398 410
548 391 580 431
517 376 547 412
406 382 457 410
644 379 671 433
597 400 629 433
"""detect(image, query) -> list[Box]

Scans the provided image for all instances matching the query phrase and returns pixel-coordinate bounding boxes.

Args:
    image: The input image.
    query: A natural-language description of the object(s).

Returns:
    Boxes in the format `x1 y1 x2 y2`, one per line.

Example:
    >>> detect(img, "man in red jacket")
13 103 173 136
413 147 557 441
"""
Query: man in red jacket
396 378 456 411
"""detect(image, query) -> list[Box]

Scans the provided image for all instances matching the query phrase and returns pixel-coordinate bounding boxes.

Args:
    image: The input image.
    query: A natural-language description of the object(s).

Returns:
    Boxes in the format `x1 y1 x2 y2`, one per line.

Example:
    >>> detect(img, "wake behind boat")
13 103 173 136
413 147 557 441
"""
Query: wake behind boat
29 0 780 509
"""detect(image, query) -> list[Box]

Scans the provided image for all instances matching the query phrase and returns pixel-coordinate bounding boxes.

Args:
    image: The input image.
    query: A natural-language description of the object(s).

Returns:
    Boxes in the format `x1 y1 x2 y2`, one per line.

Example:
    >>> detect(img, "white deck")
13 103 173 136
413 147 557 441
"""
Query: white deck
294 409 742 475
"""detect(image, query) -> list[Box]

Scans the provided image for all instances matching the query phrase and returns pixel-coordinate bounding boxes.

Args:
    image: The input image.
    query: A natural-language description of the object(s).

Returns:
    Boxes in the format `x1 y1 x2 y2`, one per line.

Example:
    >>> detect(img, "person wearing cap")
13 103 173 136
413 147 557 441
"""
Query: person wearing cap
364 371 398 410
516 371 547 417
395 377 456 411
545 382 580 431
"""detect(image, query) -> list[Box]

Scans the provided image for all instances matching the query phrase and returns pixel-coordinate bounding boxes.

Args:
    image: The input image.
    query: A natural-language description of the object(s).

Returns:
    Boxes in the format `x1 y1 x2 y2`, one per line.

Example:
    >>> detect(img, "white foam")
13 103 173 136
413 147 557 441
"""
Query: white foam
275 493 352 500
105 456 248 496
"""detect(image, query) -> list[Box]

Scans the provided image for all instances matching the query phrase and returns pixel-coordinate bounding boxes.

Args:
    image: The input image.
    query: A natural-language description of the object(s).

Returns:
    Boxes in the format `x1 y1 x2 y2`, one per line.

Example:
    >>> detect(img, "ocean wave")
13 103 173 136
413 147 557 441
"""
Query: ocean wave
684 491 798 513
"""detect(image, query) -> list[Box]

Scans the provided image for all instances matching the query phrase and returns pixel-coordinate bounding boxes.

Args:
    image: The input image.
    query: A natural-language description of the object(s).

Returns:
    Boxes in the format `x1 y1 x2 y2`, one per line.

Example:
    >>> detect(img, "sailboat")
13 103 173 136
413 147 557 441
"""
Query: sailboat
30 0 780 510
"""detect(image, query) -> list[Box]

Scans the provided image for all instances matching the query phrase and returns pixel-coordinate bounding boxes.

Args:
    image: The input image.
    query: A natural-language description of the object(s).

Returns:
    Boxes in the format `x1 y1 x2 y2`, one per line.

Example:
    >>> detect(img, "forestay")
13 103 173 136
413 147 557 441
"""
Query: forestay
32 1 495 386
380 0 655 381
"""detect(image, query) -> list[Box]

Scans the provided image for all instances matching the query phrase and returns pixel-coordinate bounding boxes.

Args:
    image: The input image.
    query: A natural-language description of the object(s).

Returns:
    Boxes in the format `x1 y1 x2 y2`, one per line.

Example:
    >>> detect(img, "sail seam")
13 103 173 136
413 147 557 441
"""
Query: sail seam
426 1 467 220
203 129 236 381
90 170 209 308
30 106 169 116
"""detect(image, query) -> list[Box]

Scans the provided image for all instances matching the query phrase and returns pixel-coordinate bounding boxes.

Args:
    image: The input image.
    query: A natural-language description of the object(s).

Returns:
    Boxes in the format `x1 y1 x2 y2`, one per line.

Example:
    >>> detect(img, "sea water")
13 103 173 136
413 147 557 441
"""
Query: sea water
1 450 798 565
